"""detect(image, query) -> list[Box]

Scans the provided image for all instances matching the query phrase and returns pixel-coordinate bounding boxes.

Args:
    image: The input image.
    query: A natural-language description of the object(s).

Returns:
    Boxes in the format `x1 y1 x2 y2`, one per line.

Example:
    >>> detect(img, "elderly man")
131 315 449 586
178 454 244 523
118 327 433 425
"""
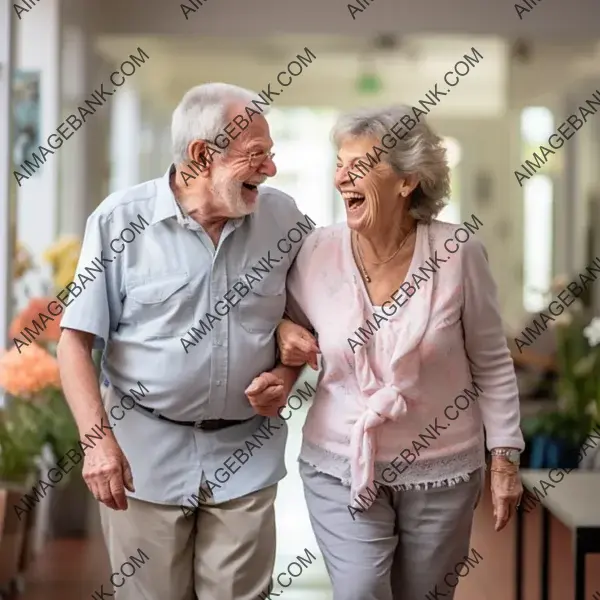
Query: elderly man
57 83 314 600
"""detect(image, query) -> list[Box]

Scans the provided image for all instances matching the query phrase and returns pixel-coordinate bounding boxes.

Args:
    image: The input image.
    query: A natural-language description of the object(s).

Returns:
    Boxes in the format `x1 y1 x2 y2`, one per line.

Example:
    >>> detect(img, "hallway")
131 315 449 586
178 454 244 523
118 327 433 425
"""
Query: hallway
2 2 600 599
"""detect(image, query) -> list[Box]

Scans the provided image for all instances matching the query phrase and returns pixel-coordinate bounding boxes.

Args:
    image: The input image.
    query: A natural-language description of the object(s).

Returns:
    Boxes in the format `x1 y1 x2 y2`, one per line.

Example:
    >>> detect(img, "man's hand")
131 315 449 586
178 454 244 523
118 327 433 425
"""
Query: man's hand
82 436 135 511
276 319 319 370
245 372 288 417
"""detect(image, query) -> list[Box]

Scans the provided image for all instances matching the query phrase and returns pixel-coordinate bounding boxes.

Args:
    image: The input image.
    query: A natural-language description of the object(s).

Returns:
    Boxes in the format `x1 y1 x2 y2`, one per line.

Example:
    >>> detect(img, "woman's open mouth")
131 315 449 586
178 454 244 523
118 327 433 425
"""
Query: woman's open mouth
343 192 366 211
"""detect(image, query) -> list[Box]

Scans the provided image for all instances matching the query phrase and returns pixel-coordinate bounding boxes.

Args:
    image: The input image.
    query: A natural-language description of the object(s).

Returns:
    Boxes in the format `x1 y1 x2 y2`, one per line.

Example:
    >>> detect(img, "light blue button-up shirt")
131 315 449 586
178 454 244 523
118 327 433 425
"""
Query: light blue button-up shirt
60 165 315 505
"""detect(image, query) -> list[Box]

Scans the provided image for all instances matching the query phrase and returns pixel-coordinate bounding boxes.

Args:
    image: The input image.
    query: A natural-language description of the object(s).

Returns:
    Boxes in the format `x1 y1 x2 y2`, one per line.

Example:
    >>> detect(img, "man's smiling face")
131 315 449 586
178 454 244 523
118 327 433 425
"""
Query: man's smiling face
208 107 277 218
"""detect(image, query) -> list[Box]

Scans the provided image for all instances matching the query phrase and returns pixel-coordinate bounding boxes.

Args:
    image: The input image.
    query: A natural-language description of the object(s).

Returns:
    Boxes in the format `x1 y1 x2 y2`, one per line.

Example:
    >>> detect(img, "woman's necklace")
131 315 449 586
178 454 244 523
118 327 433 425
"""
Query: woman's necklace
352 227 415 283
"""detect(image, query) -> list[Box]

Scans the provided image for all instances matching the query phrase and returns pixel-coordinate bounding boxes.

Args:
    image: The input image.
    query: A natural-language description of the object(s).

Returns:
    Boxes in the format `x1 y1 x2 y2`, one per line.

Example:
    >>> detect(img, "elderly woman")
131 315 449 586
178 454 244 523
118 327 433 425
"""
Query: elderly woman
275 106 524 600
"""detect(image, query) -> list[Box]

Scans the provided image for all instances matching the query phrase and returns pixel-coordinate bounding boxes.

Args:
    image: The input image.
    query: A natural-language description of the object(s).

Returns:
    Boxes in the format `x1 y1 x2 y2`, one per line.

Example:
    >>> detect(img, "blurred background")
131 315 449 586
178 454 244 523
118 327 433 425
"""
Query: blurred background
2 0 600 598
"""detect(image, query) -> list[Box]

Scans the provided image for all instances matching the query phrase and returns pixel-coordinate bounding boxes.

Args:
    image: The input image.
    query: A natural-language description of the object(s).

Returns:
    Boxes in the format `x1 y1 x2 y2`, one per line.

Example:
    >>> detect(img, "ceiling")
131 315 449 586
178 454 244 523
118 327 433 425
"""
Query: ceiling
66 0 600 39
96 34 506 116
94 34 600 118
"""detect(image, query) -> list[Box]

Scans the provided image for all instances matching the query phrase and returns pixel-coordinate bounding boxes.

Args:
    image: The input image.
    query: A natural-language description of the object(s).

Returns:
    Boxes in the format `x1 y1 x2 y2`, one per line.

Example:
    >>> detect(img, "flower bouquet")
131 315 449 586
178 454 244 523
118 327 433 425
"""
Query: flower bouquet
0 344 79 484
1 237 82 479
521 276 600 468
0 236 86 578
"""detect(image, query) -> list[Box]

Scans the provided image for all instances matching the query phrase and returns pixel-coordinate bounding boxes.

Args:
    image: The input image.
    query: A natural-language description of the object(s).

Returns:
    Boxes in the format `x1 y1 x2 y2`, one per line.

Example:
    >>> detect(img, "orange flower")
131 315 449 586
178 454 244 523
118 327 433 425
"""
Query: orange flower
9 297 62 343
0 344 61 397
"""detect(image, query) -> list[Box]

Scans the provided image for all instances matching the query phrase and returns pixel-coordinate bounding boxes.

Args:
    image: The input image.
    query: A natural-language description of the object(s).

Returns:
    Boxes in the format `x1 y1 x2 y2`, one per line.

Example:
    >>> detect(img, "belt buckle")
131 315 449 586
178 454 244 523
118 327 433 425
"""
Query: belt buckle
194 421 204 430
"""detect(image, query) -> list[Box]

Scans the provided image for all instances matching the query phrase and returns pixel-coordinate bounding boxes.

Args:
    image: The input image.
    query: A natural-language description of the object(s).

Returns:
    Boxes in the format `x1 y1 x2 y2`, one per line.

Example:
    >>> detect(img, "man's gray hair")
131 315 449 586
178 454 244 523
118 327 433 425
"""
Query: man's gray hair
331 105 451 222
171 83 267 165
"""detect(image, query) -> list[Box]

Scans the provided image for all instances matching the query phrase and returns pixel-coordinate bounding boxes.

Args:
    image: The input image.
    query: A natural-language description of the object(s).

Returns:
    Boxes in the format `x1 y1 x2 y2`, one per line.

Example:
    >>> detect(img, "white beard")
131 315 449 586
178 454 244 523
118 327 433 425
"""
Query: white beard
211 173 256 218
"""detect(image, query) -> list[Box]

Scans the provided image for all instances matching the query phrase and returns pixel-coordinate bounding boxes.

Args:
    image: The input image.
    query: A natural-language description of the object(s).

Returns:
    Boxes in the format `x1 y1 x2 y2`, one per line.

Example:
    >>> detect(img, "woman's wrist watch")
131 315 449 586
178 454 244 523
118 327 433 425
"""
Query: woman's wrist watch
490 448 520 466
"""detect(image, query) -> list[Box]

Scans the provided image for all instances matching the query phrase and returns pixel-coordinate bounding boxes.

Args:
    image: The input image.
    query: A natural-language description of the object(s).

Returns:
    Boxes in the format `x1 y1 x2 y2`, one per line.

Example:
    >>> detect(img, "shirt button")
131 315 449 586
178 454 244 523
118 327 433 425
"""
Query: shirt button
216 380 222 386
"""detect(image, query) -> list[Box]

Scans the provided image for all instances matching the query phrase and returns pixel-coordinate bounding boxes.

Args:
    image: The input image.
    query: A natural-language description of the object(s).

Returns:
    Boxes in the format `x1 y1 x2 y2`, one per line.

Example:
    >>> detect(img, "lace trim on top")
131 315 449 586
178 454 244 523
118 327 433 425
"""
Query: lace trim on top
299 438 486 490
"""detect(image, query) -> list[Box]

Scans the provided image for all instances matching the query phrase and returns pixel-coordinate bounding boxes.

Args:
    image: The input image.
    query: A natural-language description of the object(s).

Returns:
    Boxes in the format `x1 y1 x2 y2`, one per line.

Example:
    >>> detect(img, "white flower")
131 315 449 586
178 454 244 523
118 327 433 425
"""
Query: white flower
586 401 598 417
583 317 600 348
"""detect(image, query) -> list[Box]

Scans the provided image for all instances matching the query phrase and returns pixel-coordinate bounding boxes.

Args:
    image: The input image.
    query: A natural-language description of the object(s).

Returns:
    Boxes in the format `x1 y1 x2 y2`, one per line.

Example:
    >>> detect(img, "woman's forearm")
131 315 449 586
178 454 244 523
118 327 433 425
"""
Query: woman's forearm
57 329 114 441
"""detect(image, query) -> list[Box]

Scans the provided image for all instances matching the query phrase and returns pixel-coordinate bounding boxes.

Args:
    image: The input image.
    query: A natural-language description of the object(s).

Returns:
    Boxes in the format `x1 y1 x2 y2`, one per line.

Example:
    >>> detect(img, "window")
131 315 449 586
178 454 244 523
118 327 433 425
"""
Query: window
267 108 339 226
520 107 554 312
438 136 462 224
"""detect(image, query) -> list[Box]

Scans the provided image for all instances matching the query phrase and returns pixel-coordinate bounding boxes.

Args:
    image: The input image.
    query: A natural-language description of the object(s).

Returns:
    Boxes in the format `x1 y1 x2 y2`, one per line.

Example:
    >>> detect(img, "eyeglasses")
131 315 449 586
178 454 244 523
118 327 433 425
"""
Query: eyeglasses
247 151 275 168
196 142 274 168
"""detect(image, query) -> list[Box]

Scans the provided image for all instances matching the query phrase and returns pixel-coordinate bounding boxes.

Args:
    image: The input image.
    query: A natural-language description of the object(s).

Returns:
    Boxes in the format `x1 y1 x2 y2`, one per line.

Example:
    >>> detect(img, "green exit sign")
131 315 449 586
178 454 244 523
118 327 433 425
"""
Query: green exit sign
357 72 382 94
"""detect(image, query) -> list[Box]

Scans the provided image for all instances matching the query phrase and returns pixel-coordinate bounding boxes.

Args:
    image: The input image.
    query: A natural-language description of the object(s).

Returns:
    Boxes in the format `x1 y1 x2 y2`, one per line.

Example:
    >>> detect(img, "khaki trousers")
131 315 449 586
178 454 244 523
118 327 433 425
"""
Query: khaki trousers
99 484 277 600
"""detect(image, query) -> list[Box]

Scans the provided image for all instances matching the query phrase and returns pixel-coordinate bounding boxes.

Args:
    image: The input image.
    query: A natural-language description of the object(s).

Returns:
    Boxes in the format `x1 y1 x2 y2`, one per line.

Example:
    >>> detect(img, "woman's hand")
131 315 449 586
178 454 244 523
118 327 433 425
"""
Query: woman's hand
490 456 523 531
245 372 288 417
276 318 320 369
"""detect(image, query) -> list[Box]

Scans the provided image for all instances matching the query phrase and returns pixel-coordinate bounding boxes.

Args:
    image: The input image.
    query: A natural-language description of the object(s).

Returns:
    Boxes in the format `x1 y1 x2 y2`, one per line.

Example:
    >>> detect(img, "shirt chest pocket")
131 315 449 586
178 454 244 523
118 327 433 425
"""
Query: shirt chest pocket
125 272 194 339
237 273 286 334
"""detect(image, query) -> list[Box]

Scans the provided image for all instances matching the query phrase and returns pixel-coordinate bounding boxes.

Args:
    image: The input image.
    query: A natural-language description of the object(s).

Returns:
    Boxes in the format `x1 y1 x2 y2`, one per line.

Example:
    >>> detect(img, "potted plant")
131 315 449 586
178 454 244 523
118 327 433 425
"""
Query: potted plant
6 237 89 542
2 340 83 542
522 293 600 469
40 237 89 539
0 395 46 597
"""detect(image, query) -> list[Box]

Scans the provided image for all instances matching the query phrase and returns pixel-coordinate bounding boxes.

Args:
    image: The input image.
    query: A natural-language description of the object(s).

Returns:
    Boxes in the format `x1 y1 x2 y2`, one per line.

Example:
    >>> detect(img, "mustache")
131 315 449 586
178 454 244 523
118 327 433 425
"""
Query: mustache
245 177 267 185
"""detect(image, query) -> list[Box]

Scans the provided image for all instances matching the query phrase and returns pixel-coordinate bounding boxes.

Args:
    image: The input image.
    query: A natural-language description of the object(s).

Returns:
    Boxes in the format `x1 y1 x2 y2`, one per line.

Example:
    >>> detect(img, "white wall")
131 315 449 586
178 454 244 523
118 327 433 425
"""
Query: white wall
109 86 141 193
14 0 61 274
60 25 112 234
434 114 525 329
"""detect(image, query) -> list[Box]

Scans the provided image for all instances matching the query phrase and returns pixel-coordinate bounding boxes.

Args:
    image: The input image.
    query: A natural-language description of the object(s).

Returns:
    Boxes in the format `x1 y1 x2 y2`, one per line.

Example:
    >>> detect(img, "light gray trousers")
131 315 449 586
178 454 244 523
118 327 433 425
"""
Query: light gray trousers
299 460 484 600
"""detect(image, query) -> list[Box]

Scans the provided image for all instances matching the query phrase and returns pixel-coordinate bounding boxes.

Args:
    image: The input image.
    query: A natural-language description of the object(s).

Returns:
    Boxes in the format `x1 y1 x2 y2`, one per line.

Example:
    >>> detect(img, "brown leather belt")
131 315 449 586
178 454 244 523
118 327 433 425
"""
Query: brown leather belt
134 402 253 430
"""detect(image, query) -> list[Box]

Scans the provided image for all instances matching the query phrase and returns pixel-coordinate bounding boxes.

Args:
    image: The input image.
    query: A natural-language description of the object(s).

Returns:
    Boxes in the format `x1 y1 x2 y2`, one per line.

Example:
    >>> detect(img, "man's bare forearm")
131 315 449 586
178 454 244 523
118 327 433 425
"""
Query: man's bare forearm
272 362 303 392
57 329 115 441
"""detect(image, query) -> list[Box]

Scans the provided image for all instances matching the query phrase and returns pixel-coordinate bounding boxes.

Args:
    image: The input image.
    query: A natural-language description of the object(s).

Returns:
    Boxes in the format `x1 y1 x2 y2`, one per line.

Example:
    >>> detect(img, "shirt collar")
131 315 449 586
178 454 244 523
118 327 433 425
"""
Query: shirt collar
151 164 247 231
151 164 181 226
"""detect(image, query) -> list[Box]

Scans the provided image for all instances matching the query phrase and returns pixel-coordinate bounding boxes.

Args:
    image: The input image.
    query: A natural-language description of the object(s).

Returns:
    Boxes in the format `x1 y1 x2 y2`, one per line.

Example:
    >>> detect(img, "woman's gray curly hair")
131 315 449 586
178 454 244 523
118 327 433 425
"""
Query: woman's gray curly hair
331 105 451 223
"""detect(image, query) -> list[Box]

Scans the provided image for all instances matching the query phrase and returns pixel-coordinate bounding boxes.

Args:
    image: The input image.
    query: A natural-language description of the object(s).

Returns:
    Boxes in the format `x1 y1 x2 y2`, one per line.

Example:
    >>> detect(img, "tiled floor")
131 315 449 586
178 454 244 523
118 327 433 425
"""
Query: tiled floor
12 486 600 600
